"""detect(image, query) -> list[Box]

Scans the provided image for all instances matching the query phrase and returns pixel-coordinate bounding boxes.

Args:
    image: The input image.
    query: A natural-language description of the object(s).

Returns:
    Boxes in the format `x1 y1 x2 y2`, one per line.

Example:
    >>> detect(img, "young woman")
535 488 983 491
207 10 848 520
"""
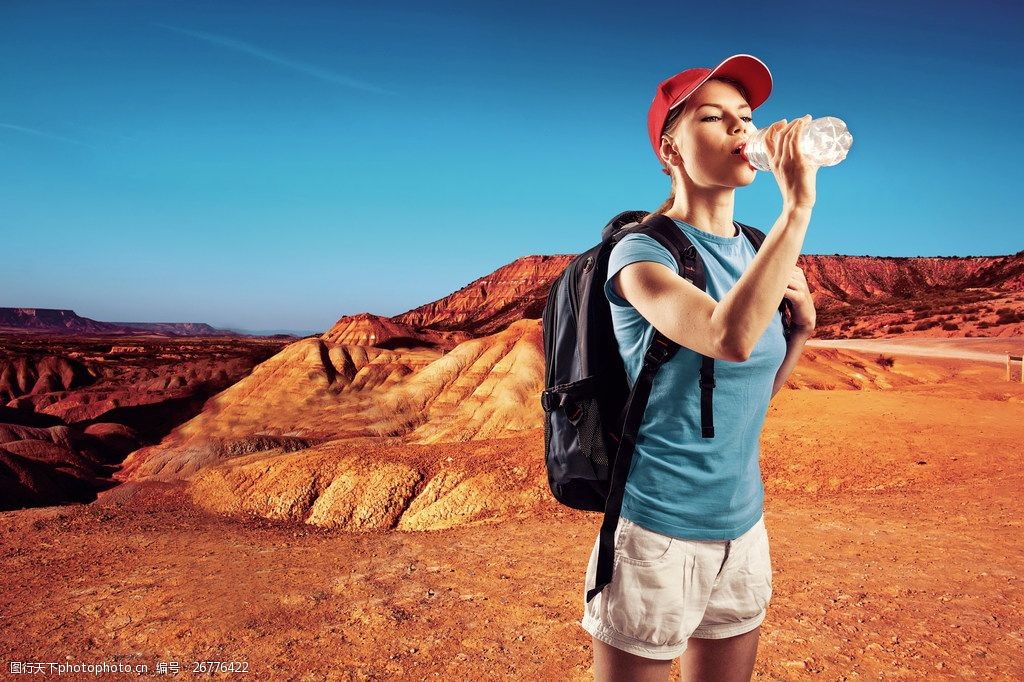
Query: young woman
579 54 819 681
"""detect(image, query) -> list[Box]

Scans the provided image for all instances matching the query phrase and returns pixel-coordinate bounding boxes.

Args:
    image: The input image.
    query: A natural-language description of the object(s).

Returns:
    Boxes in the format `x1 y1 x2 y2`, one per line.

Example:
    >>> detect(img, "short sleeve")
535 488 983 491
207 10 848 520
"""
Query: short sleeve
604 234 678 308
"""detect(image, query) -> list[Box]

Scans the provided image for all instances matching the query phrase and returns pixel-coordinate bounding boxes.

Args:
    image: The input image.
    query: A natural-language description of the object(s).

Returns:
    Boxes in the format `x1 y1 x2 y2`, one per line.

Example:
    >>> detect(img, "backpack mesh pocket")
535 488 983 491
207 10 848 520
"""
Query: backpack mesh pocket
567 396 609 468
543 375 612 470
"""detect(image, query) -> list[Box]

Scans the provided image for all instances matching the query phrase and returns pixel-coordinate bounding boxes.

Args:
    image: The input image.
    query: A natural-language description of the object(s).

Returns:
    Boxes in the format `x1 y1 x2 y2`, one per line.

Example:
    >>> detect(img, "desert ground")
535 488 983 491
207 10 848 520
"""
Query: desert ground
2 340 1022 681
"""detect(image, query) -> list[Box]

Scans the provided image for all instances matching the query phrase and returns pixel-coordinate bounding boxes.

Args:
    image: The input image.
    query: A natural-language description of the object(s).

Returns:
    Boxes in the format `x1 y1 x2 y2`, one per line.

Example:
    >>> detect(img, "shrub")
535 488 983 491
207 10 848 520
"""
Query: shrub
913 319 939 331
996 312 1021 325
888 325 905 334
941 322 958 331
875 354 896 368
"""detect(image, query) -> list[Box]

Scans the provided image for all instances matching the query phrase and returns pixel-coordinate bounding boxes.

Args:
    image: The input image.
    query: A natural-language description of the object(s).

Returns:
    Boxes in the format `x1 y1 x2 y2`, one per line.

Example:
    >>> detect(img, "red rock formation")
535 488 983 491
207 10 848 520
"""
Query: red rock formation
798 253 1024 306
0 355 97 403
391 255 572 335
377 250 1024 343
116 319 545 483
795 253 1024 338
0 336 294 509
0 422 136 510
320 312 471 350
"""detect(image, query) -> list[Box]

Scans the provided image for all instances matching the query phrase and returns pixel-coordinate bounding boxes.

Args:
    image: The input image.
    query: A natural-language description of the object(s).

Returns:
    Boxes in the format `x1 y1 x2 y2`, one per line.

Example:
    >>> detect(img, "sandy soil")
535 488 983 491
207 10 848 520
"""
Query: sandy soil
2 352 1023 680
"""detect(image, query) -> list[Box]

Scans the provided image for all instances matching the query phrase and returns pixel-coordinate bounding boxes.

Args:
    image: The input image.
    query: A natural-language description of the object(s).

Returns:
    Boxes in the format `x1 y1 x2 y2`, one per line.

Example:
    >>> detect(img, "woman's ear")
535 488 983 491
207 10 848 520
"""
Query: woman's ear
660 136 682 168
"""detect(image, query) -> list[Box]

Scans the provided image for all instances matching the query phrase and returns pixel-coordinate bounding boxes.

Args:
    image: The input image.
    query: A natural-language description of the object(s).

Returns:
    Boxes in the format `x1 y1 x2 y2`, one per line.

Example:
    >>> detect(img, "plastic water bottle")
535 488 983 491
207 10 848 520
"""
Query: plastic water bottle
739 116 852 171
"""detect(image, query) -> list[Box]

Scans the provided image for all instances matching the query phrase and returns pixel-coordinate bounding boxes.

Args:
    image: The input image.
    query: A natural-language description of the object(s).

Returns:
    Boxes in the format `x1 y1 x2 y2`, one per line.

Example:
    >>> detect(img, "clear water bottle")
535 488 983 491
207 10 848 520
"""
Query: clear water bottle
739 116 852 171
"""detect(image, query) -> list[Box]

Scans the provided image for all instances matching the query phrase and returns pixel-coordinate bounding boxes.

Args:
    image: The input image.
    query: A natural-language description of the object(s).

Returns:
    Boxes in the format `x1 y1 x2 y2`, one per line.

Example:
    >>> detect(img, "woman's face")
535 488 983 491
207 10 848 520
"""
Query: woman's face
662 79 758 188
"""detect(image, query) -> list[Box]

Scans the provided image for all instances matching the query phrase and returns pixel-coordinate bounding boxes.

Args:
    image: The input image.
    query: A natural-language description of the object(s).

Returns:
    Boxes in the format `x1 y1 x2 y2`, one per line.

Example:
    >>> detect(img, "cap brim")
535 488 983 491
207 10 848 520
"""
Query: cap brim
670 53 773 112
707 54 773 110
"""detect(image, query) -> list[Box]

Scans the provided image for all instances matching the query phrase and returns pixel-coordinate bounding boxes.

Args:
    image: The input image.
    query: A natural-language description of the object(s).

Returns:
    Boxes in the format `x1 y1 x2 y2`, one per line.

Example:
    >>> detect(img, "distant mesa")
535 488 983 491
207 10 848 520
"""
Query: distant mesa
0 307 239 337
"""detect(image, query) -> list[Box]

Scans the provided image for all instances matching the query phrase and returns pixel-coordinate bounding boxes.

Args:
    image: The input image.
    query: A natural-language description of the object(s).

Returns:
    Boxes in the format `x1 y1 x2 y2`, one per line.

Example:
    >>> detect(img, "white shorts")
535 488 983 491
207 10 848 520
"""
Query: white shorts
580 513 773 660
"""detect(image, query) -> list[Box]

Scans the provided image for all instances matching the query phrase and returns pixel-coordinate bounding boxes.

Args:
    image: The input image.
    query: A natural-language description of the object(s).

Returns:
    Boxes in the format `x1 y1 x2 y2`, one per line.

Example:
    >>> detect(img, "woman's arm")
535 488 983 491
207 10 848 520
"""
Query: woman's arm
771 325 813 398
715 205 812 361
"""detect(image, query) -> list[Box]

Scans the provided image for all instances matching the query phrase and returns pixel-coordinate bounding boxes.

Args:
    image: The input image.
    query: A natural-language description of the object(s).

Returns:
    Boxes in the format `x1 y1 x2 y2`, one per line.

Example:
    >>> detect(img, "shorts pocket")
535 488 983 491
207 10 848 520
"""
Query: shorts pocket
601 548 691 647
615 519 674 566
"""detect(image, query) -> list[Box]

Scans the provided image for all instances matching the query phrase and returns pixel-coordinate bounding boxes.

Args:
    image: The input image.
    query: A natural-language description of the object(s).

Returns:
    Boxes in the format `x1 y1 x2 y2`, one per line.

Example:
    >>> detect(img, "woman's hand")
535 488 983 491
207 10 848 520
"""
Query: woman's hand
782 265 816 332
764 115 819 211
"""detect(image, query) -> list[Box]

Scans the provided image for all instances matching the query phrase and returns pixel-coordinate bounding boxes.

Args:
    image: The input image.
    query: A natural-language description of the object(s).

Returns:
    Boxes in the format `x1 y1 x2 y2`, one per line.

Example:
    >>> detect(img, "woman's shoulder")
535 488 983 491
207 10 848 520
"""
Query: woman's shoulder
609 231 678 271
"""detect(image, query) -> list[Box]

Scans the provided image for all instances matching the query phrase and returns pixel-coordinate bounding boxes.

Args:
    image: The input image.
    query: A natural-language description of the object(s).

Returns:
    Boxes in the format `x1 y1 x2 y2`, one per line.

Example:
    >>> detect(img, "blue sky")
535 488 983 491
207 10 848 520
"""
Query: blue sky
1 0 1021 335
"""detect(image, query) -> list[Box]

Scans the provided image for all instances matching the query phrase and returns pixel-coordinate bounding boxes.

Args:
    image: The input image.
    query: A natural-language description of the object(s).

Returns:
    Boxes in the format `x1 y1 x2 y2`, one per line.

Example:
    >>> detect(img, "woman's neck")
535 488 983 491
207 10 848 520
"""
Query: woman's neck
663 204 737 236
664 190 738 238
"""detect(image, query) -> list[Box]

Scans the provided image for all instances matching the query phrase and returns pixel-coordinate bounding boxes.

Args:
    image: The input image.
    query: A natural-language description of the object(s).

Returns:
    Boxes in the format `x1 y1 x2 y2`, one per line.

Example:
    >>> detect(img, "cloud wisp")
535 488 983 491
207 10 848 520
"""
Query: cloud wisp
0 123 95 149
153 23 396 96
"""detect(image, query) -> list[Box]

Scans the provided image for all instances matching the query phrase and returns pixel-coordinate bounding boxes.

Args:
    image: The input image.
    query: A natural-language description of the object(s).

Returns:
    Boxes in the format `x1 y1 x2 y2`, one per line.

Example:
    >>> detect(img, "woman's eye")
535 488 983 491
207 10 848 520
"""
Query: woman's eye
702 116 754 122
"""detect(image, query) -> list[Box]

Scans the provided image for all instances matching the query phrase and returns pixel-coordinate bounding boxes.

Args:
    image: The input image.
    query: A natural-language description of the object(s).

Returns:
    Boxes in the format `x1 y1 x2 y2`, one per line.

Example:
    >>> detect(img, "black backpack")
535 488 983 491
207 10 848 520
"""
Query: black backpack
540 210 792 603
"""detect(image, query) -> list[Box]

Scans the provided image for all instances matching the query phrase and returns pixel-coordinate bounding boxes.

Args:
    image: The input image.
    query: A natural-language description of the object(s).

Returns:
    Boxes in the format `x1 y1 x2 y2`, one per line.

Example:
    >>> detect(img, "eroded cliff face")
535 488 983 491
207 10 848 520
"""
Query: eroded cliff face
796 253 1024 338
116 319 544 484
0 355 98 406
330 251 1024 348
0 339 290 510
320 312 471 351
361 319 544 444
185 434 548 531
797 253 1022 305
390 255 572 335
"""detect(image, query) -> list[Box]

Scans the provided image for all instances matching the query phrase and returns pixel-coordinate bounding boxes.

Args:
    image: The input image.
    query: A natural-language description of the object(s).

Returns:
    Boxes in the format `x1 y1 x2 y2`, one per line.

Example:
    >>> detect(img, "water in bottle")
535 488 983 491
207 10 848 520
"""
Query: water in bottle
739 116 852 171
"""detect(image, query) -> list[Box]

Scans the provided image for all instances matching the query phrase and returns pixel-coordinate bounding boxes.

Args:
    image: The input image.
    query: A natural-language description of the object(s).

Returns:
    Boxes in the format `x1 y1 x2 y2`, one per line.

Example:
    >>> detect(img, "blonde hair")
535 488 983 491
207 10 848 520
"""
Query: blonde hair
644 76 751 222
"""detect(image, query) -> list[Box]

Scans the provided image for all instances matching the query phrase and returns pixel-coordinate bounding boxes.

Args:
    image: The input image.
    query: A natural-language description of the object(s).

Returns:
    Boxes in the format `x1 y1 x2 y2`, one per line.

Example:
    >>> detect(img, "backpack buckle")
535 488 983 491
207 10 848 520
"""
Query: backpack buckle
643 336 673 365
698 372 716 389
541 390 557 412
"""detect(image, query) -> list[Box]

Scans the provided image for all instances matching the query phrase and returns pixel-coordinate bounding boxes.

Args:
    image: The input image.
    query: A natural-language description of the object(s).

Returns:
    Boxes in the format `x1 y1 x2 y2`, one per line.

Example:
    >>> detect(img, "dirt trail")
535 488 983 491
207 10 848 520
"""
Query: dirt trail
808 337 1024 364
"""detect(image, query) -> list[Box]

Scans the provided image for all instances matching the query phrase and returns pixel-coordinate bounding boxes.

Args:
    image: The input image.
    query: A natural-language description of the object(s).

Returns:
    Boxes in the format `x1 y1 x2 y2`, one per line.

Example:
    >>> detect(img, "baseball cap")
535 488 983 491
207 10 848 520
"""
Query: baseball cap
647 54 773 165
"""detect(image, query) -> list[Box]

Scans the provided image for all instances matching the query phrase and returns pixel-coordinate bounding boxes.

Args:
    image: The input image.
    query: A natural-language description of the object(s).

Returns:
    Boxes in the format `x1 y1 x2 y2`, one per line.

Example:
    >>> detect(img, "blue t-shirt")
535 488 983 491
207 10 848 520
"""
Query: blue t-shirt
604 218 787 540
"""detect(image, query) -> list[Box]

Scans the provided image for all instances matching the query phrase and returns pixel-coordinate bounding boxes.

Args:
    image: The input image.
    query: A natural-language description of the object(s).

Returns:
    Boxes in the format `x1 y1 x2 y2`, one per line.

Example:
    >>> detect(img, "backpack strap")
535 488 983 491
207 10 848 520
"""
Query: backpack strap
736 221 795 339
613 214 717 439
586 329 678 603
600 210 649 241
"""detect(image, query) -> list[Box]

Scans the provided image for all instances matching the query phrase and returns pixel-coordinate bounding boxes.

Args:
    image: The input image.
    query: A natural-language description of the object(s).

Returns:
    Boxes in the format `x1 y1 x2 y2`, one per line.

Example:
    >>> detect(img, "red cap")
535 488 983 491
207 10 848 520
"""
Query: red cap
648 54 773 166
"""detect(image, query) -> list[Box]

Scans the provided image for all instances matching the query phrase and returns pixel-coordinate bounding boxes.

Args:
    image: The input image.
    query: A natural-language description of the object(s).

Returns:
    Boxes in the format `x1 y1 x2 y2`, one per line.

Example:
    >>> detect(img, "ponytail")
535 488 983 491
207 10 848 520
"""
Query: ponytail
644 194 674 223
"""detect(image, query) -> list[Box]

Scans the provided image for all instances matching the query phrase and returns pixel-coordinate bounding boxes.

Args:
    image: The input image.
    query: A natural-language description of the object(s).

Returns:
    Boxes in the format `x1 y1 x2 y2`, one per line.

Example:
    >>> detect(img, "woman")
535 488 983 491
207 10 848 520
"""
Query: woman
579 54 819 681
